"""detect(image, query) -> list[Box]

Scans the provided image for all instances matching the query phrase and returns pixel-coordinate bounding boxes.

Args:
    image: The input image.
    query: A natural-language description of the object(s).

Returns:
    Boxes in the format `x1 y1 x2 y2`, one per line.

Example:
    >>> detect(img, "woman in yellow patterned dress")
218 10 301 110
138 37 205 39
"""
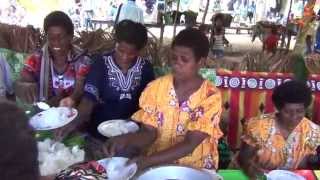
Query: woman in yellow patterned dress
103 28 223 170
238 80 320 177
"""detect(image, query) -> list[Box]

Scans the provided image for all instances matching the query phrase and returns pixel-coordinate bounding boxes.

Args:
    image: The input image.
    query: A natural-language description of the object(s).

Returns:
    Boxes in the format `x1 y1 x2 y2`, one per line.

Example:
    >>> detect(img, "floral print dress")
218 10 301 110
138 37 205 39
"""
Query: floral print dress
132 74 223 170
242 114 320 169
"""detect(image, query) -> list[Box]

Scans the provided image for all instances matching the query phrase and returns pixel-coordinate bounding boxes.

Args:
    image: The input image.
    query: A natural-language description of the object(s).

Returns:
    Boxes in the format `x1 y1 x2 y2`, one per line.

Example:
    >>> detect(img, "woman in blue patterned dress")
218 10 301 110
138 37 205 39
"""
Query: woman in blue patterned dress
55 20 155 147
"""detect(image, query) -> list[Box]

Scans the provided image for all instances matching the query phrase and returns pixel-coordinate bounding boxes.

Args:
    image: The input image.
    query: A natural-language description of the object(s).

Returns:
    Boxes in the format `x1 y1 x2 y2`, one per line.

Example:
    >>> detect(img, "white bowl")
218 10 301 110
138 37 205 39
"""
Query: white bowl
135 165 219 180
98 157 137 180
266 170 305 180
97 119 139 137
30 107 78 130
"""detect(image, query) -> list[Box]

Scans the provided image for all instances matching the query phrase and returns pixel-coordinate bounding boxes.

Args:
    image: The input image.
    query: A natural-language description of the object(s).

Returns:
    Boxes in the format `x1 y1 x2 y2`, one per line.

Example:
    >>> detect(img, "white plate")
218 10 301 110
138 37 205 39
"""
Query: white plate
98 157 137 180
97 119 139 137
29 107 78 131
136 165 217 180
266 170 305 180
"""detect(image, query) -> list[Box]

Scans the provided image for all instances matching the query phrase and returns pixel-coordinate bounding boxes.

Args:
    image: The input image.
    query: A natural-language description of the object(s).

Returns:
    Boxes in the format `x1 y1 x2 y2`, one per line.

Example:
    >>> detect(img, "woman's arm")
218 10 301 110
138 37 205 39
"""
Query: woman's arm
54 97 95 140
142 130 208 168
238 142 261 178
104 127 208 169
71 77 85 103
59 77 85 107
104 123 158 157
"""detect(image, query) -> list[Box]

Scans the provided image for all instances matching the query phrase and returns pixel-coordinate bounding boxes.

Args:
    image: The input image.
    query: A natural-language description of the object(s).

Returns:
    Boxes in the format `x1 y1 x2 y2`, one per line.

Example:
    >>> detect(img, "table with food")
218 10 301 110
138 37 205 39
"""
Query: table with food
25 102 320 180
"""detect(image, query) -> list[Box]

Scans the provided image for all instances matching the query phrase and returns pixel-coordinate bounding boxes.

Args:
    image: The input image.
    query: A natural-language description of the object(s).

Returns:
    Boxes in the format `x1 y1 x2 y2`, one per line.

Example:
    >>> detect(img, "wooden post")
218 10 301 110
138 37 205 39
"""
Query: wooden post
173 0 181 37
160 23 165 48
202 0 210 24
280 0 293 49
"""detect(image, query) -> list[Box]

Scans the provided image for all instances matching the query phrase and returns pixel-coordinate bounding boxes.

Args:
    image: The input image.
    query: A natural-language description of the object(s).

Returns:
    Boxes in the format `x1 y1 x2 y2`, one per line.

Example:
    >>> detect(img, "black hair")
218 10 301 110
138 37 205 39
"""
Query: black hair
214 13 224 23
171 28 209 60
115 20 148 50
272 80 312 110
306 35 312 40
0 101 39 180
44 11 74 36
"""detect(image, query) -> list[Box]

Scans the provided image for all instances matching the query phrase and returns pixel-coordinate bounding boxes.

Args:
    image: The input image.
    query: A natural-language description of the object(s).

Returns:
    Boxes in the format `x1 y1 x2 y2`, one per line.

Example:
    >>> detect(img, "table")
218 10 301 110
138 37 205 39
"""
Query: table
91 19 113 30
218 170 320 180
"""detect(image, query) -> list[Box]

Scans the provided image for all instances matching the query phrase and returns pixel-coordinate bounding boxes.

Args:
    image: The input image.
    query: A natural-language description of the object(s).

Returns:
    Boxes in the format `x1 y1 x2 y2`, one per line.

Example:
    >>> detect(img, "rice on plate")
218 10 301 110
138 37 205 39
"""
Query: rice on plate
38 138 85 176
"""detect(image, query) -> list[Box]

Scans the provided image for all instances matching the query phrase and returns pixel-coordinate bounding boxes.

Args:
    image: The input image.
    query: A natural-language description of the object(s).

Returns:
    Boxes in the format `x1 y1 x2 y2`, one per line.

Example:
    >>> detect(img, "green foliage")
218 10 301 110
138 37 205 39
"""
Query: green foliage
292 54 309 82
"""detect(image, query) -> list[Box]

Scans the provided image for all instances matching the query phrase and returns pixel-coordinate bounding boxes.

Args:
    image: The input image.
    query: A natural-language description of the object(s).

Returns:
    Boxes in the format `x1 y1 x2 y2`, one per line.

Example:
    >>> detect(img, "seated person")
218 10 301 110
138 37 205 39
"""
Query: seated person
15 11 91 107
55 20 154 143
238 80 320 178
263 26 279 54
104 28 223 170
0 101 39 180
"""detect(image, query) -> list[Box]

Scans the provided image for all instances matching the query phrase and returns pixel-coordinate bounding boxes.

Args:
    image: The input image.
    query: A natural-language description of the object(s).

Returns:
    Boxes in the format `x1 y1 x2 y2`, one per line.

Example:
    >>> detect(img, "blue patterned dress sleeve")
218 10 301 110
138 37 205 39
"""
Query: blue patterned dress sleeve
84 55 104 103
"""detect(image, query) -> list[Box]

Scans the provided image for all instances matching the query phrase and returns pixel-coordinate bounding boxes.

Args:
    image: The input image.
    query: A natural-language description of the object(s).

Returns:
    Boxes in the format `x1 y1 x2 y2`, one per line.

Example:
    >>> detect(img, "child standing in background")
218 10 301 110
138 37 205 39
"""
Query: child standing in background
263 26 279 54
210 14 229 59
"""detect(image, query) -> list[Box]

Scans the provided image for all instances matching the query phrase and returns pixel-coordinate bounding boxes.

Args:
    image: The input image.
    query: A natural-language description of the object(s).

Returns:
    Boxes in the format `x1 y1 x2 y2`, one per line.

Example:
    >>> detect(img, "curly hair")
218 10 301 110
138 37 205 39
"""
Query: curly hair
44 11 74 36
0 101 39 180
171 28 209 60
115 20 148 50
272 80 312 110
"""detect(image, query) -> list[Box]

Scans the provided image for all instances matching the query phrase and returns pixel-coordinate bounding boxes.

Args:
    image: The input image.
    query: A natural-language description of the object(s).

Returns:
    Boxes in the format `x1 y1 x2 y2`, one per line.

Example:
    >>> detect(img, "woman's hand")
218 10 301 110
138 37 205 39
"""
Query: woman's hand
16 81 38 103
128 156 152 171
103 135 131 157
242 155 269 179
59 96 75 107
238 143 265 178
53 121 78 141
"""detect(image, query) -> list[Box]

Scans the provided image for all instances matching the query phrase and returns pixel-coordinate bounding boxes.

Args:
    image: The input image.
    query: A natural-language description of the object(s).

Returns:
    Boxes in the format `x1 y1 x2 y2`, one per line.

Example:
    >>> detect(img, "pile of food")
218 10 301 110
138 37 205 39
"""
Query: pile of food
38 139 85 176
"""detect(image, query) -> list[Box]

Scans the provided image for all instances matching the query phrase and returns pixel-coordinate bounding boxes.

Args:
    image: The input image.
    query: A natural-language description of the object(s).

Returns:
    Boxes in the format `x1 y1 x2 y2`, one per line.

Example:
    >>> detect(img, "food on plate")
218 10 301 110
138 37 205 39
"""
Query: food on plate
30 107 77 130
98 157 138 180
41 107 72 125
98 120 139 137
101 121 128 137
38 139 85 176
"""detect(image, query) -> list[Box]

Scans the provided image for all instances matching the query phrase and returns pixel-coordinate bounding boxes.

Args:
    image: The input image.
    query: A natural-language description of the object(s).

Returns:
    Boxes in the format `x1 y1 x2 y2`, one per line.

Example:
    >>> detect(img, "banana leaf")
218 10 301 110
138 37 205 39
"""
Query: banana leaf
35 131 86 149
292 54 309 82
